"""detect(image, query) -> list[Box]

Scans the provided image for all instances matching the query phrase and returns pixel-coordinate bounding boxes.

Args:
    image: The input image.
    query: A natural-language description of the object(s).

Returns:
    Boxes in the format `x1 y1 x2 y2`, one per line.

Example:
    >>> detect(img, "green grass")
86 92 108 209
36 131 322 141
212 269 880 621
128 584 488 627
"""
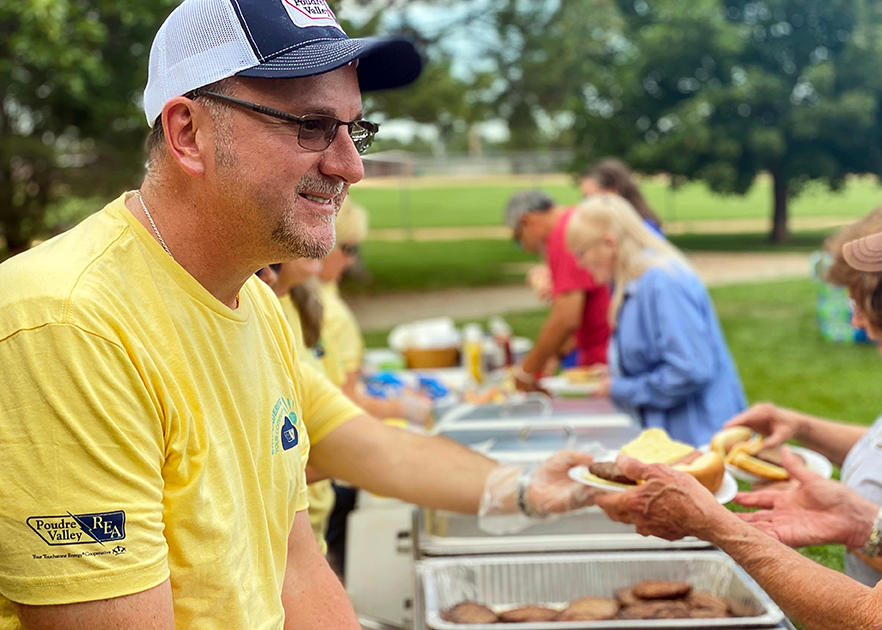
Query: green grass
349 175 882 229
344 230 831 295
342 238 538 294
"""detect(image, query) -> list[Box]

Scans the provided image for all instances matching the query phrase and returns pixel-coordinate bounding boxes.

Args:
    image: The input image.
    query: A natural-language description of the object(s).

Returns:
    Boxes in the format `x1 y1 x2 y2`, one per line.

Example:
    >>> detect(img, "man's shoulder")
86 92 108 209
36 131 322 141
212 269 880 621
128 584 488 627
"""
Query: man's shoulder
0 200 132 335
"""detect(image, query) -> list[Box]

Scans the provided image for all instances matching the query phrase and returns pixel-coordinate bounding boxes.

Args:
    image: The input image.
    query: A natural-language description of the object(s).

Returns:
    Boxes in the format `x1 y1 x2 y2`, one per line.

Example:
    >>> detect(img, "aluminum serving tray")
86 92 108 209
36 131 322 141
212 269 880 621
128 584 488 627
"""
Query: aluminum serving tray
415 508 711 557
418 551 784 629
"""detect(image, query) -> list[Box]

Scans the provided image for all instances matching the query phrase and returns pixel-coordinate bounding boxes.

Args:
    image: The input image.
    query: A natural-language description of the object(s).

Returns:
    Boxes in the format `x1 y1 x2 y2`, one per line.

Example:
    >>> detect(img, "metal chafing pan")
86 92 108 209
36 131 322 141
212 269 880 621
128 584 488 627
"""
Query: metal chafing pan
418 551 785 629
415 508 711 557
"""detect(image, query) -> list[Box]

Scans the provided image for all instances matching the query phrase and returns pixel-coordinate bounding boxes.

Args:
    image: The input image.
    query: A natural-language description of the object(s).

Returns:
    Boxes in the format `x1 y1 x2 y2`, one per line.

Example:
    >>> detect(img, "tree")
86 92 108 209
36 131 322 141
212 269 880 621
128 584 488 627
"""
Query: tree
571 0 882 242
0 1 175 257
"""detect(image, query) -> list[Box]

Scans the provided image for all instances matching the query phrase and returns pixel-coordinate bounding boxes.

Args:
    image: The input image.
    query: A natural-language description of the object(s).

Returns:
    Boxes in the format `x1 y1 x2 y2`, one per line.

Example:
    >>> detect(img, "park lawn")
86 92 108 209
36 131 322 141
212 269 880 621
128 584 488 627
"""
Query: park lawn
345 230 830 295
362 277 880 580
348 174 882 229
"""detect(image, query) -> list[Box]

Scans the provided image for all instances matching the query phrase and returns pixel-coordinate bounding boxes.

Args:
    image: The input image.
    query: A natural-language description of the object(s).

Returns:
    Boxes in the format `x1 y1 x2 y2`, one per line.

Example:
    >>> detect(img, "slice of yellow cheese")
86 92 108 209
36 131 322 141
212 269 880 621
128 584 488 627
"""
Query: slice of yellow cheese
620 428 695 464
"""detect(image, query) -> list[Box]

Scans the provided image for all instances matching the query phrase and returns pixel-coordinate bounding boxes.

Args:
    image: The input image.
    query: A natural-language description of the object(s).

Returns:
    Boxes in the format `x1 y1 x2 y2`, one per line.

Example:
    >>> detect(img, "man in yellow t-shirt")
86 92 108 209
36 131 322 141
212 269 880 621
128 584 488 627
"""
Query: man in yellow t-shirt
0 1 595 627
0 0 423 627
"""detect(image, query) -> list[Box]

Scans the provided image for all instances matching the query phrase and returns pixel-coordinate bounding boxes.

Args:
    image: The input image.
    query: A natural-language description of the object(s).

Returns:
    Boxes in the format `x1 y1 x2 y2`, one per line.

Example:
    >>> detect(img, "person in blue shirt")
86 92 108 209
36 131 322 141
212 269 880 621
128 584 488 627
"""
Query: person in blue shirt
566 193 746 446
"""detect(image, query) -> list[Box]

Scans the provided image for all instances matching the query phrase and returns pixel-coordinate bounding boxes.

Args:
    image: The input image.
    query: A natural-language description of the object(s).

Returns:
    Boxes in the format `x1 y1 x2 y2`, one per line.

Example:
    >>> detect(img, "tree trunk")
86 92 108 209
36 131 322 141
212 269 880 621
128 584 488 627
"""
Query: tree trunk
770 167 789 244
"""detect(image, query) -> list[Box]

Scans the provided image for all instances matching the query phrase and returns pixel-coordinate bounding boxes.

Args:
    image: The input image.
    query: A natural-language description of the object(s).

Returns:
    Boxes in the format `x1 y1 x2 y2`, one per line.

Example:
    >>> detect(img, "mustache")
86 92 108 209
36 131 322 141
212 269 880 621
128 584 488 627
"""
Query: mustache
296 175 345 197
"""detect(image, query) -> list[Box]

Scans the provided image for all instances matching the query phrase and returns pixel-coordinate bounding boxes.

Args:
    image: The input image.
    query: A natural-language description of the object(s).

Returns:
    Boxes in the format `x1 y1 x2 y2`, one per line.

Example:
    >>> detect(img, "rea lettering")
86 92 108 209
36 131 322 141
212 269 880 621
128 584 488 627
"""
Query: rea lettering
27 511 126 546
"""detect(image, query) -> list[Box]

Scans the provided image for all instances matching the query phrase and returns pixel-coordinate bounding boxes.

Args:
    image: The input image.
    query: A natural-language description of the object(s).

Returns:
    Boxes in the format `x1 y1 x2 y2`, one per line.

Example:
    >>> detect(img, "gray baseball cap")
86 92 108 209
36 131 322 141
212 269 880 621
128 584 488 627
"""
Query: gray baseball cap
503 190 555 230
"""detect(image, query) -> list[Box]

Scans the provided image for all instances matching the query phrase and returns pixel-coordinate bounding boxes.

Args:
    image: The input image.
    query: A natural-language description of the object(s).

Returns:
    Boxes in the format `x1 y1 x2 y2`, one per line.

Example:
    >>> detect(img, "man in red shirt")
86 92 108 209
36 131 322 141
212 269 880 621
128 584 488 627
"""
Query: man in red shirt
504 190 611 390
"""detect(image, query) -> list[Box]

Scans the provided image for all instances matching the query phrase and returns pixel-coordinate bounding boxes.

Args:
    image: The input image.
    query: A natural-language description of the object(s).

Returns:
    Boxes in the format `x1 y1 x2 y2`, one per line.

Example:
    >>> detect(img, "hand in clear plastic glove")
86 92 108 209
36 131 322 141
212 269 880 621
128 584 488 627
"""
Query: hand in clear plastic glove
478 450 597 535
400 391 433 427
734 447 877 549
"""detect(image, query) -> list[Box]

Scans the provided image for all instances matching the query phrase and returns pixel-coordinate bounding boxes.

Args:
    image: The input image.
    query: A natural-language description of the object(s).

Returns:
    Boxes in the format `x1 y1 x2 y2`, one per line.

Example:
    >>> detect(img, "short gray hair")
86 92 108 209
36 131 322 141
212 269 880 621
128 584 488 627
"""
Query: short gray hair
503 190 555 230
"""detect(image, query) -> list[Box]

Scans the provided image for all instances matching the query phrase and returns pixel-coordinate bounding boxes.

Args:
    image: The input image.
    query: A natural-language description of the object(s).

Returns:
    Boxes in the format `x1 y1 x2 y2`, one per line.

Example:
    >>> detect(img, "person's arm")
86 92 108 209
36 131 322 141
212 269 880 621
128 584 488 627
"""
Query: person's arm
733 448 878 547
725 402 866 467
310 414 497 512
308 414 596 514
14 580 174 630
595 456 882 630
610 276 718 410
340 371 431 425
281 510 359 629
518 290 585 386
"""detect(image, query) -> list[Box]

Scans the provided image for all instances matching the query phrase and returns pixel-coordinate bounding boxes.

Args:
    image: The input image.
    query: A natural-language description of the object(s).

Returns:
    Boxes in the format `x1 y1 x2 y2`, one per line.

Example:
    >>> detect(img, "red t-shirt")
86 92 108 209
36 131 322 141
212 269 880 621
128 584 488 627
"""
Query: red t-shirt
545 208 611 366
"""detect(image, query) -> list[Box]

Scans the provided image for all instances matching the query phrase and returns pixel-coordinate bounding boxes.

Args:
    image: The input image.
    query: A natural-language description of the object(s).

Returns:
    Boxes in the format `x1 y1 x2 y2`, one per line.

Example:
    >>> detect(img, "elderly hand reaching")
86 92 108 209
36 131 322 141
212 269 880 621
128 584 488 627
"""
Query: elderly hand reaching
595 455 733 542
734 447 877 549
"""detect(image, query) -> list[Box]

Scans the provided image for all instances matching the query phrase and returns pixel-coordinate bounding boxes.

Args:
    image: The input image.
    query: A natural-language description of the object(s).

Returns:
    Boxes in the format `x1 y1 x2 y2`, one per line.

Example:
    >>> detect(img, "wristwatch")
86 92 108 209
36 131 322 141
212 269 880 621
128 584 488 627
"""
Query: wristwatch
858 507 882 557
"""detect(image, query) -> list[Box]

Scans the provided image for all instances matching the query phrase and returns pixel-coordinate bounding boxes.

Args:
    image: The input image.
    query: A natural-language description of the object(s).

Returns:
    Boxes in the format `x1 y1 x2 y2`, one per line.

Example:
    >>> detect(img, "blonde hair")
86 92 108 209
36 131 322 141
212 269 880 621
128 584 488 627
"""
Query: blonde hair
288 277 324 349
335 197 369 245
566 194 692 326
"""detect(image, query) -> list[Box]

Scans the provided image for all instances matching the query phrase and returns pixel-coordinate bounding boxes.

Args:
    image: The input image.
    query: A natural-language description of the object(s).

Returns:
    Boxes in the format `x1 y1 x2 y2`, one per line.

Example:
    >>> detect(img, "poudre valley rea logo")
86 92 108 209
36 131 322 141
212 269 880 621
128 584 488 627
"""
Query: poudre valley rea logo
271 397 300 454
27 511 126 546
281 0 343 32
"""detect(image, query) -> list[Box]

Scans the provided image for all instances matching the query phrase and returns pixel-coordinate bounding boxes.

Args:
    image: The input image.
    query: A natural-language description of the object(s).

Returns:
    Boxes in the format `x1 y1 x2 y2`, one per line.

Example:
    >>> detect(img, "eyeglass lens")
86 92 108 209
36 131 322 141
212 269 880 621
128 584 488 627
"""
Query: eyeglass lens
298 117 373 154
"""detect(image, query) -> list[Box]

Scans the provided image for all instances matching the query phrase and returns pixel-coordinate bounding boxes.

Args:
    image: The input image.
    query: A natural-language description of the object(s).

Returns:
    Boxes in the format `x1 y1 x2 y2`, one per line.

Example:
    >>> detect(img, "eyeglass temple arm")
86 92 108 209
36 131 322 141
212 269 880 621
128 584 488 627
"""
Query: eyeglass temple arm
193 89 303 123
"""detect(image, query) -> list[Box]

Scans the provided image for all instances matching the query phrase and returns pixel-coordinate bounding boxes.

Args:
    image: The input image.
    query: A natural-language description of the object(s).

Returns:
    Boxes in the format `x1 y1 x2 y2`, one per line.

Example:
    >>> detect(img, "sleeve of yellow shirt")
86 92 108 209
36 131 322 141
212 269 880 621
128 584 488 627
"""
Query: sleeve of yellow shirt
320 282 365 375
0 324 170 605
297 361 364 446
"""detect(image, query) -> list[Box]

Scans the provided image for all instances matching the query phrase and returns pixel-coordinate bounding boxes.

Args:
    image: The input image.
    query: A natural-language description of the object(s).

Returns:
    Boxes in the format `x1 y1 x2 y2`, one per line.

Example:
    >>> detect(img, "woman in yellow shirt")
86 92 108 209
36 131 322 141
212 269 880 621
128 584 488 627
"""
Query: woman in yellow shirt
319 198 432 425
259 259 343 554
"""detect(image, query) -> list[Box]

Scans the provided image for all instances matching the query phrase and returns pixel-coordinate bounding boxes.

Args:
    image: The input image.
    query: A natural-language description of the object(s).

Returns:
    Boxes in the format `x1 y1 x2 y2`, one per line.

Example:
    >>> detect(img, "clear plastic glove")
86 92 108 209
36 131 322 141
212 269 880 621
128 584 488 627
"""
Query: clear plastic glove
400 390 433 427
478 449 597 535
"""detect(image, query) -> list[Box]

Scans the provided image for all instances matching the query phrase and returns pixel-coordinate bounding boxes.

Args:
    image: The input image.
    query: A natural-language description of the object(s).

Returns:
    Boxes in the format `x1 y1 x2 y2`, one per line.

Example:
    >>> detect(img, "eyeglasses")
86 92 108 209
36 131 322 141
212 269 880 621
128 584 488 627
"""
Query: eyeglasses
191 90 380 155
340 243 360 257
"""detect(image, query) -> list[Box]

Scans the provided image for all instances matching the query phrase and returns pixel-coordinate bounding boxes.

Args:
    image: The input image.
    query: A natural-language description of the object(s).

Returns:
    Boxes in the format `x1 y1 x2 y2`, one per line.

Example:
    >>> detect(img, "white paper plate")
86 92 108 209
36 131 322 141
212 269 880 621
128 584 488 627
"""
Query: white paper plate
538 375 601 397
568 465 738 504
721 445 833 483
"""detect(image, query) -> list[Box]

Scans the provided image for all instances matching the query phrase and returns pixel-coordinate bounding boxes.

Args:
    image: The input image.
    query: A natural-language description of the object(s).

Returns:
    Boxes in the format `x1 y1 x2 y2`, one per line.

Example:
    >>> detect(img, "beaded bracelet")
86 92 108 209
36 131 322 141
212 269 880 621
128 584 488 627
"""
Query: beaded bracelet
859 507 882 558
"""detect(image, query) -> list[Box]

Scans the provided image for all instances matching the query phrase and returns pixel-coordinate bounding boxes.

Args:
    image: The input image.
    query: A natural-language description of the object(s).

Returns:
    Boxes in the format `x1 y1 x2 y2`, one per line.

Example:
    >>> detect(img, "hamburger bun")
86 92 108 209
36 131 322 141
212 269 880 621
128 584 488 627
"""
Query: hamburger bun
710 426 752 457
562 365 606 384
612 428 725 493
710 428 794 481
729 451 789 481
672 452 726 493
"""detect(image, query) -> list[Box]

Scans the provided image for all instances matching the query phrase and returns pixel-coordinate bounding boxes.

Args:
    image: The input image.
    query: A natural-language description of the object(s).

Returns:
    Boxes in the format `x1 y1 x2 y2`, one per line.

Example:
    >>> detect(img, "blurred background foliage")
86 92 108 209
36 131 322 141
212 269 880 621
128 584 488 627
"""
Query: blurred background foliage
4 0 882 256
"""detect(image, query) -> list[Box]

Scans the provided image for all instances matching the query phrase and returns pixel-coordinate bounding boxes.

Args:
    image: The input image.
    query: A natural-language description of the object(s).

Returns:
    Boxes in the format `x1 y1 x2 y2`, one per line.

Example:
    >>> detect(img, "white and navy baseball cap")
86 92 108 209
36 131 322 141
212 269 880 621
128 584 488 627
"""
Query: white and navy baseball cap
143 0 422 126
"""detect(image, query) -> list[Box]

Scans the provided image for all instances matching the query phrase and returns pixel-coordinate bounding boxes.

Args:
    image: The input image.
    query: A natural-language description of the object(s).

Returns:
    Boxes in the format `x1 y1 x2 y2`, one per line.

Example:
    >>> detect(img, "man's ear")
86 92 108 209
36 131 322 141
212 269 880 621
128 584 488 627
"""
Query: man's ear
160 97 210 178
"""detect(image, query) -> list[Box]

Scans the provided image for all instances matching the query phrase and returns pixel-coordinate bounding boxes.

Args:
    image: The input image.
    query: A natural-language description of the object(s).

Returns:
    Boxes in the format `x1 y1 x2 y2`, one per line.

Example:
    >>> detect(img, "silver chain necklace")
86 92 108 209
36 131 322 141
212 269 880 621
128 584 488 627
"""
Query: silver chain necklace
134 191 174 259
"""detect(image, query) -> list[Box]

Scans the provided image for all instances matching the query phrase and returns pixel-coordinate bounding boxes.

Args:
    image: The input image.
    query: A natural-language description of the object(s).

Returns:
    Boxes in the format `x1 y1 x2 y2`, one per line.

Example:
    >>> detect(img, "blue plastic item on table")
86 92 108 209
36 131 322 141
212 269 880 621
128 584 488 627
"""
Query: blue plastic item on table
417 375 450 400
364 372 407 398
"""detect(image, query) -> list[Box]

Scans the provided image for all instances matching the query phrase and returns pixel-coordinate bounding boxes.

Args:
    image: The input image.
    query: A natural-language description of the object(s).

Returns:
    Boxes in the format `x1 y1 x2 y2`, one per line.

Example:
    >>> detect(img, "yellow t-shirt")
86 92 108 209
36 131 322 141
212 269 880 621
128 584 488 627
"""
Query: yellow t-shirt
319 281 365 375
0 193 362 629
278 295 349 549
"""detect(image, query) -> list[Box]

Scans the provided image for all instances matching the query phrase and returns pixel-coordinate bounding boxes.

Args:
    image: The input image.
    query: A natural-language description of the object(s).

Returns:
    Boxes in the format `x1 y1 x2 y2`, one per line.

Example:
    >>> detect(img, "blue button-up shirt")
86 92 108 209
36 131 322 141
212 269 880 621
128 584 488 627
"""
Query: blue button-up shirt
609 263 746 446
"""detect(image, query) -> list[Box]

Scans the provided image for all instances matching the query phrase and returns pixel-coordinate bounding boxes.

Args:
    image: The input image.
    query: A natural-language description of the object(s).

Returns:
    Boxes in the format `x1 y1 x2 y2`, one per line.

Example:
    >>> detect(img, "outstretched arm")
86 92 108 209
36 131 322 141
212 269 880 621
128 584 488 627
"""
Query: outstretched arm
725 403 866 467
595 456 882 630
309 414 596 515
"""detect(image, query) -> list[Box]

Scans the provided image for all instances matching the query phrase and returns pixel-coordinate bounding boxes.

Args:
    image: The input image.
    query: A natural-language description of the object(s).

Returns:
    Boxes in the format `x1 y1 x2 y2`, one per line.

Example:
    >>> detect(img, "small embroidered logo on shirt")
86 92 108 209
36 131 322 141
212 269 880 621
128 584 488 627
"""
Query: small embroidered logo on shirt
281 414 299 450
271 397 300 454
27 511 126 546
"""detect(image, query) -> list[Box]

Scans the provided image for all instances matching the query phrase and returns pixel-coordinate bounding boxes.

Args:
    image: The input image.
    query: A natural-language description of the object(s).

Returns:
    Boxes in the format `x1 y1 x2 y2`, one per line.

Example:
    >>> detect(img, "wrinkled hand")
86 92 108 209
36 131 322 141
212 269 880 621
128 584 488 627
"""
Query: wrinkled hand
724 402 801 449
529 450 597 514
595 455 730 542
735 447 877 548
